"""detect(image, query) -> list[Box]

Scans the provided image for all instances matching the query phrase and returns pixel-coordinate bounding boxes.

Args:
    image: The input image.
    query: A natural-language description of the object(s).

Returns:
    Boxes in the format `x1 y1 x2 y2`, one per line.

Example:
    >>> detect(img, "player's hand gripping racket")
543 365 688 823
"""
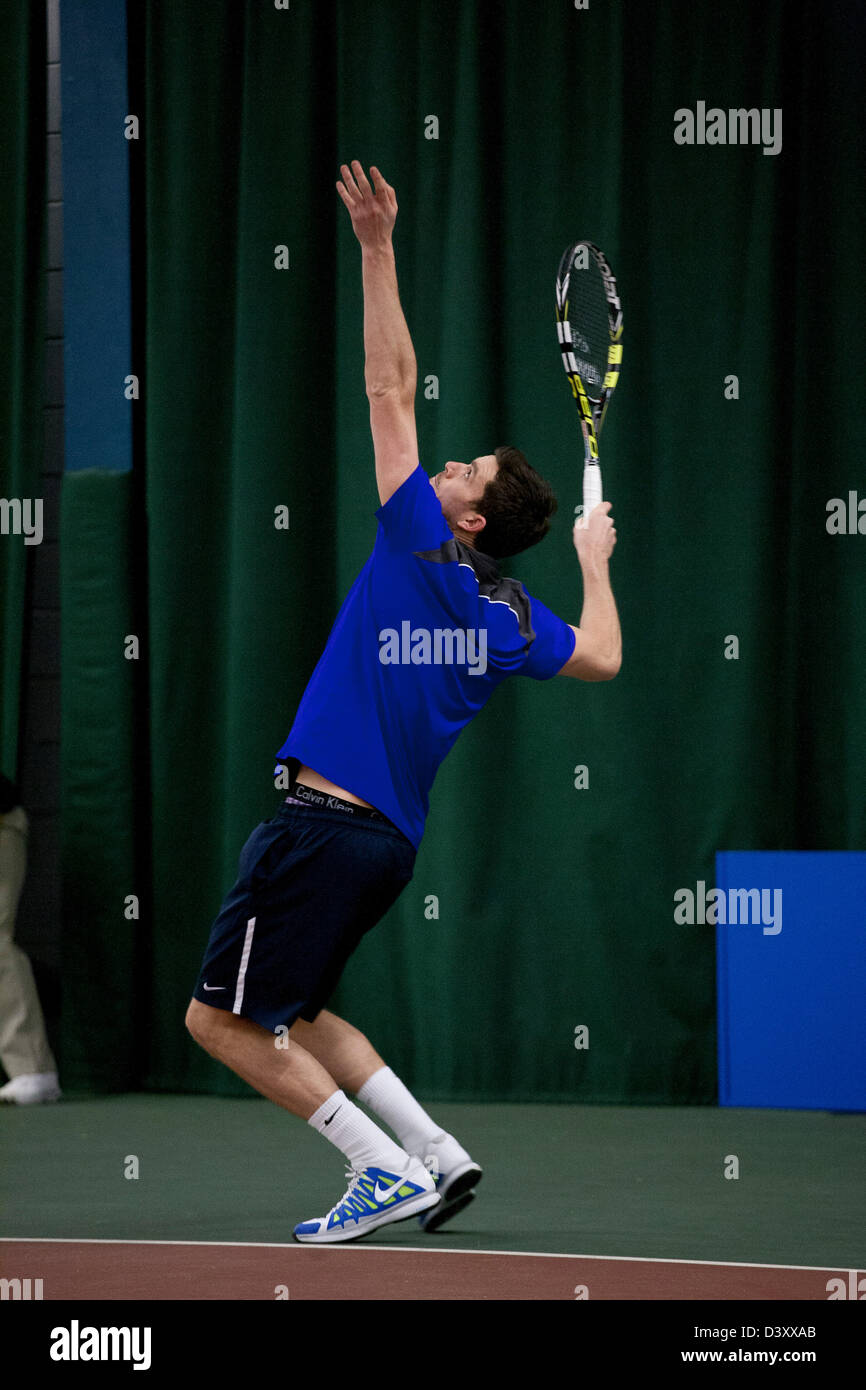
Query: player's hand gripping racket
555 242 623 523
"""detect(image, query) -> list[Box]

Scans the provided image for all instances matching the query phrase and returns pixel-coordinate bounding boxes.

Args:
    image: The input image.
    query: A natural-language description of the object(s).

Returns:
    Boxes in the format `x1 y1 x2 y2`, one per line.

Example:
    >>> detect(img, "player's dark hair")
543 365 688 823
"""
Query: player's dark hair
475 446 558 558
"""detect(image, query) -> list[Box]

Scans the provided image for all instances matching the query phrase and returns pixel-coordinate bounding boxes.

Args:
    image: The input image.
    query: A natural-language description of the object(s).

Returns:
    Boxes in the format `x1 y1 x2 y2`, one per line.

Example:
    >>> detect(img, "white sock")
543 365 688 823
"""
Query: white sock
308 1090 411 1173
355 1066 445 1158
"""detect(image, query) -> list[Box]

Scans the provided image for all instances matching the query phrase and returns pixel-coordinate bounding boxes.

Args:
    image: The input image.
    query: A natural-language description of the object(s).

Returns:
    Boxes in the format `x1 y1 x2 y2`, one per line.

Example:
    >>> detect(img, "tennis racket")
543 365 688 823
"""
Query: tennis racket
554 241 623 522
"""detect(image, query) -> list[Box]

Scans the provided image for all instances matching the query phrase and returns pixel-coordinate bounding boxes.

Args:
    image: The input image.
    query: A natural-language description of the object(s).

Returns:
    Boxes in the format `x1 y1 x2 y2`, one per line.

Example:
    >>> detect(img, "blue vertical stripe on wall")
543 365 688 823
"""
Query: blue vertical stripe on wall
61 0 131 474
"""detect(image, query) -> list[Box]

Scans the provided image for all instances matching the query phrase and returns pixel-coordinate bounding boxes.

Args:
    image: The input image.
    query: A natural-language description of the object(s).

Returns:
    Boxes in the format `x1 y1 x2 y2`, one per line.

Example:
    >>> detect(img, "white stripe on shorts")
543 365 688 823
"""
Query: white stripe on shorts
233 916 257 1014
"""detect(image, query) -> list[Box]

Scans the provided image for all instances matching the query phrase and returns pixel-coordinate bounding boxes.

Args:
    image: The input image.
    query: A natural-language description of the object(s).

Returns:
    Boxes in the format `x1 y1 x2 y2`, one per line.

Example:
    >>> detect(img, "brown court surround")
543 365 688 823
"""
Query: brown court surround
1 1240 856 1300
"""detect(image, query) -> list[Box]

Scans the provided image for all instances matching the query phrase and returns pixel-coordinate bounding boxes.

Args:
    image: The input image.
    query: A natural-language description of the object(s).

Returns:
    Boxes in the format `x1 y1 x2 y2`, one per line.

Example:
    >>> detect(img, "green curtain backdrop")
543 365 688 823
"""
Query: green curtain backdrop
60 0 865 1101
0 2 45 776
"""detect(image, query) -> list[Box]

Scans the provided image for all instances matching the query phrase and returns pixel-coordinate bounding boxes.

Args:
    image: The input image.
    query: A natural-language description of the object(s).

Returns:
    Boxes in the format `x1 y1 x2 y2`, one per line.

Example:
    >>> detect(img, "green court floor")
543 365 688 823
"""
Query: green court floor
1 1095 863 1267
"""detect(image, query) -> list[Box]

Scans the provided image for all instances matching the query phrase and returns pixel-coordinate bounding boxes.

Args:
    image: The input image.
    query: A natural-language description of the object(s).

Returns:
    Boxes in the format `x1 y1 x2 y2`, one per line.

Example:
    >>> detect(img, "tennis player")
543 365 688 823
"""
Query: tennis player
186 161 620 1244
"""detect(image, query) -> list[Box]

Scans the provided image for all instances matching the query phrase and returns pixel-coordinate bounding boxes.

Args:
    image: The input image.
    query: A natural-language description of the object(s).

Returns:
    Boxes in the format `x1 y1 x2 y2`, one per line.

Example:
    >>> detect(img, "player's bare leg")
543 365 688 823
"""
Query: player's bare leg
185 997 337 1119
292 1006 483 1230
186 996 439 1242
288 1009 386 1093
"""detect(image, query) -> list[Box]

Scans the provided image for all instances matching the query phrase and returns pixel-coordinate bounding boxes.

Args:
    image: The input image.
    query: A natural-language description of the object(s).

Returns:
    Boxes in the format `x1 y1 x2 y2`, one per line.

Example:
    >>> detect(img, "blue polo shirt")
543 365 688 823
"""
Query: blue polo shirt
276 464 576 847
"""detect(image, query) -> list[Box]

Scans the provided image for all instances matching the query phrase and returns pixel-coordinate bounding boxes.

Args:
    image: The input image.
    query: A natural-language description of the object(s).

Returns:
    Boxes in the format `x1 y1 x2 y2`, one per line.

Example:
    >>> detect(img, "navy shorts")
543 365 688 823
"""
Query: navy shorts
191 798 416 1032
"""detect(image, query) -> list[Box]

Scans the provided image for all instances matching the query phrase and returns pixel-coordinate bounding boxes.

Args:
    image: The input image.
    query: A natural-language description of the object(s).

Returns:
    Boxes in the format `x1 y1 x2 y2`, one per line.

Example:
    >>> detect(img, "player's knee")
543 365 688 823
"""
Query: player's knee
185 997 227 1046
185 999 204 1040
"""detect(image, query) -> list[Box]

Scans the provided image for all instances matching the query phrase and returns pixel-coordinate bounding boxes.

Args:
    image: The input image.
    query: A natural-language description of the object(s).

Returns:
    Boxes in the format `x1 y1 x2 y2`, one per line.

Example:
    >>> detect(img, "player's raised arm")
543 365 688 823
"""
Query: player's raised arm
336 161 418 506
558 501 622 681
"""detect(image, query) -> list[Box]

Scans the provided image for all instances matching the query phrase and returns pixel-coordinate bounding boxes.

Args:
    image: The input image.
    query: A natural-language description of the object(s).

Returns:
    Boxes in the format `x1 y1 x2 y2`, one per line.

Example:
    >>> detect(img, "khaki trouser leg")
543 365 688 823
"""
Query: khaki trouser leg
0 808 57 1078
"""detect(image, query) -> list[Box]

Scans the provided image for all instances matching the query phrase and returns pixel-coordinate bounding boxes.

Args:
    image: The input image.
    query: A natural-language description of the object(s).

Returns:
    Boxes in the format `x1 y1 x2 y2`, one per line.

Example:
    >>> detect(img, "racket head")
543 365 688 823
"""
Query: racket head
555 241 623 456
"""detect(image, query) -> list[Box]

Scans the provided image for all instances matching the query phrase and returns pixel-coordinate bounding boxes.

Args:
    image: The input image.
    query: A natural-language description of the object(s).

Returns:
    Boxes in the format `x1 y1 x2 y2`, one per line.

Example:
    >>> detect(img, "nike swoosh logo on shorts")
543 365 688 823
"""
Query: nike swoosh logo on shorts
374 1176 409 1203
203 984 226 991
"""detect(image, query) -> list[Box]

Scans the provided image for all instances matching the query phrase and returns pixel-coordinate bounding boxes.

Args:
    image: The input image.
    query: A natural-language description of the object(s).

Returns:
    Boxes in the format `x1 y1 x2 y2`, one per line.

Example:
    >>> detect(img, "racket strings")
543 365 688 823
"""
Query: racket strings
566 265 611 398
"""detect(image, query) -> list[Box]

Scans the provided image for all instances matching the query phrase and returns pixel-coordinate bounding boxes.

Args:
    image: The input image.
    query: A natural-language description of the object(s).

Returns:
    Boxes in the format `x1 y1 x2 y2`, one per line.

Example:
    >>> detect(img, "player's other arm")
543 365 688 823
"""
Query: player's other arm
557 502 622 681
335 161 418 506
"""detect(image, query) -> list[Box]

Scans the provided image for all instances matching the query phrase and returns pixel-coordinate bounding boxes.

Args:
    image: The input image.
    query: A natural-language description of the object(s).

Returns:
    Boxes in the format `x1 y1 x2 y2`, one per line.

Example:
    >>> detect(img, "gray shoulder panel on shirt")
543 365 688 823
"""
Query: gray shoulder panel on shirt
413 538 536 647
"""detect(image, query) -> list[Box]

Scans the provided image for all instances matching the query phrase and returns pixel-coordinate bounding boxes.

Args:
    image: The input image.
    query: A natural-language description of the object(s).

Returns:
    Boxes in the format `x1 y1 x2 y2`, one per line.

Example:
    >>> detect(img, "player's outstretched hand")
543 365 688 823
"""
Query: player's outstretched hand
336 161 397 249
574 500 617 565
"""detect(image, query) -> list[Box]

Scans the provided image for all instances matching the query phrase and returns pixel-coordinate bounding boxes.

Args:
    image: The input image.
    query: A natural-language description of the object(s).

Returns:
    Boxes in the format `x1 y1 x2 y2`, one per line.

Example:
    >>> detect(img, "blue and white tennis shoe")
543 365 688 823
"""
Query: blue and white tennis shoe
416 1131 483 1232
293 1157 439 1243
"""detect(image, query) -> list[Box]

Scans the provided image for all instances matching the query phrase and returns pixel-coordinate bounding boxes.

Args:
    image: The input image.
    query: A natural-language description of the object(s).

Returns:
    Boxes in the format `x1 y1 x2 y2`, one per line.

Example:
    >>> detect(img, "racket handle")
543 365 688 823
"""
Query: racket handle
583 463 603 520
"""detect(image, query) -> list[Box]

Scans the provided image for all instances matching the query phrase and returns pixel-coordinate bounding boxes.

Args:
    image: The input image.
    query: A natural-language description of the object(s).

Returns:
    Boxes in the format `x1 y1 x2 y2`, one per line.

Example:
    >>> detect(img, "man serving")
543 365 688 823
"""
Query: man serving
186 162 620 1243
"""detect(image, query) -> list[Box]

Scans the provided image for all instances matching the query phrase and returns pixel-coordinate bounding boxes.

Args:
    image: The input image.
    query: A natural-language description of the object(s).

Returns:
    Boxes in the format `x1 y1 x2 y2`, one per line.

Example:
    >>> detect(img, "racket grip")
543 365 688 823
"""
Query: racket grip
583 463 603 520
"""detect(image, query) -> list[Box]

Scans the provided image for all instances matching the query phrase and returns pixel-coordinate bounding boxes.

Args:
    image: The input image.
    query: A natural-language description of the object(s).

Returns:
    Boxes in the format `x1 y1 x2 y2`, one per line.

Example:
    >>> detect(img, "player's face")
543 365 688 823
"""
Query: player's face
431 455 498 521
